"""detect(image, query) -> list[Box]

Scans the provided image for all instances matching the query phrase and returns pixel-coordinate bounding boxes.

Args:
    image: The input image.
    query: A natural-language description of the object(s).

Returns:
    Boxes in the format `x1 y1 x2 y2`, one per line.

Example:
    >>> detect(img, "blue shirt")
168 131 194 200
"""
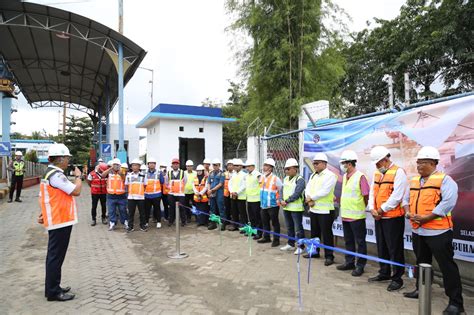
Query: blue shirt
208 170 225 197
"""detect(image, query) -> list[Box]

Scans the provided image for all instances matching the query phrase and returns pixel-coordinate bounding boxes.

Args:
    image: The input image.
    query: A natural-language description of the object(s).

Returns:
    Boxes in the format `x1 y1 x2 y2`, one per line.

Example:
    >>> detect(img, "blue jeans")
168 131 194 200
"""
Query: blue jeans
283 210 304 247
107 196 128 224
210 194 226 219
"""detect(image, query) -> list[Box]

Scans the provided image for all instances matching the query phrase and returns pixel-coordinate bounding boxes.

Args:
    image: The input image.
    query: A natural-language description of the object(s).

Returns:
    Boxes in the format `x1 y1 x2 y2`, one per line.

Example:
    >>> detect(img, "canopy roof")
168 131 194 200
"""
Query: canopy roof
0 0 146 116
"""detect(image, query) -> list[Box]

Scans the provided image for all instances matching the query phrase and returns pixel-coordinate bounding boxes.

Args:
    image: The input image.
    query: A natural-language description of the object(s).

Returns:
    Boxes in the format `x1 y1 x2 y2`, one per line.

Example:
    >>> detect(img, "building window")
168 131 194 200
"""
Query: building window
199 127 204 133
179 126 184 131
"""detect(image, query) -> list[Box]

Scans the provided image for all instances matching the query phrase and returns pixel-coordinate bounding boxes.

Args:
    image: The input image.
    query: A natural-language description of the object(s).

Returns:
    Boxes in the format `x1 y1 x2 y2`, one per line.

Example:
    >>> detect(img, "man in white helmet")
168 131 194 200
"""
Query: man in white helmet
245 159 262 239
184 160 197 223
207 158 226 230
402 146 464 314
101 158 129 231
8 151 25 202
159 162 170 221
223 160 234 229
144 158 165 229
336 150 370 277
368 146 407 291
125 159 148 232
38 143 82 301
304 153 338 265
228 158 247 231
203 158 211 176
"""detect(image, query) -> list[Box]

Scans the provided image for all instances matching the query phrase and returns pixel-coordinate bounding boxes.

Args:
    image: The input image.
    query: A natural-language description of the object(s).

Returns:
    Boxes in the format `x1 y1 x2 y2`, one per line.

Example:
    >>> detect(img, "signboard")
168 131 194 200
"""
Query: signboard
302 95 474 262
101 143 112 157
0 141 11 156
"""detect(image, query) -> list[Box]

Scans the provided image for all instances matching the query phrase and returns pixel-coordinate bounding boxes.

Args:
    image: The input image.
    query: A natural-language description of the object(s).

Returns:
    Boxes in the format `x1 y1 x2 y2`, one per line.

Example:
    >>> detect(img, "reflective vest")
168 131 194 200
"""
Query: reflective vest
194 175 209 203
283 175 304 211
340 170 366 219
308 170 336 211
145 171 162 196
13 160 25 176
246 171 261 202
89 171 107 195
168 170 185 196
260 173 280 209
232 171 247 200
107 172 126 195
127 172 145 199
39 167 78 230
185 171 197 194
161 171 169 194
409 172 452 230
223 171 231 197
373 165 404 218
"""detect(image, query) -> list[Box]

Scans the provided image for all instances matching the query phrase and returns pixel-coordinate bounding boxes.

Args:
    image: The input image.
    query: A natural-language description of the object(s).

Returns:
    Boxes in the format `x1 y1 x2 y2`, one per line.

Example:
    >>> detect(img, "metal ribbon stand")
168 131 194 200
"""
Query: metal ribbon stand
167 201 188 259
419 263 432 315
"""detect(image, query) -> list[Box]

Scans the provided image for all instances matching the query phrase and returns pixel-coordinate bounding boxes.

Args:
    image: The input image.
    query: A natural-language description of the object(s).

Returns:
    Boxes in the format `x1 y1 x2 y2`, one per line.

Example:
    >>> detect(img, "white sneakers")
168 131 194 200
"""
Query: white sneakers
280 244 295 251
294 247 303 255
124 220 129 230
108 222 115 231
156 222 162 229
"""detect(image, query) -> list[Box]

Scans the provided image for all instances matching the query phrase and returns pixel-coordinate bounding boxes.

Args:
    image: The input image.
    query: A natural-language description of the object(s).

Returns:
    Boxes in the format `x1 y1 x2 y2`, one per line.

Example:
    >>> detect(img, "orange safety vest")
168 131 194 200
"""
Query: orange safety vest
409 172 452 230
373 165 404 218
127 172 145 199
168 170 185 195
193 175 209 203
39 167 78 230
223 171 231 197
145 171 162 195
161 171 169 194
107 172 126 195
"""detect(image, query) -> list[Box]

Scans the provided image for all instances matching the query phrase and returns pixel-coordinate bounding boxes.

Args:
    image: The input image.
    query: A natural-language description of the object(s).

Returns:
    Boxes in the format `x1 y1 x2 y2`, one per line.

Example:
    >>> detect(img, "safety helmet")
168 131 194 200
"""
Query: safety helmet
121 163 128 168
14 151 23 156
263 158 276 167
416 146 440 160
147 157 157 164
111 158 121 165
185 160 194 166
340 150 358 162
140 164 147 171
48 143 72 157
370 146 390 164
233 158 244 166
245 159 255 166
171 158 180 164
130 158 142 165
312 153 328 162
99 163 108 172
203 158 211 164
196 164 205 171
226 159 234 165
212 158 221 165
97 158 104 162
107 160 113 167
284 158 298 168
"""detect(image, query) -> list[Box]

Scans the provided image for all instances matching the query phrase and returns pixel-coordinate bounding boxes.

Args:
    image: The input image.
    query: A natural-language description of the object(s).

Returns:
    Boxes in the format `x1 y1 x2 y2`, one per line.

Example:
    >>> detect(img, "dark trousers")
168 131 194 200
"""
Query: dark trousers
196 202 209 225
45 225 72 298
128 199 146 229
168 195 186 224
224 196 232 226
91 194 106 220
342 219 367 267
261 206 280 240
375 216 405 283
144 197 161 223
310 211 335 258
184 193 194 219
247 202 262 236
237 199 248 224
412 231 463 307
230 198 240 227
162 194 170 220
9 174 23 200
283 210 304 247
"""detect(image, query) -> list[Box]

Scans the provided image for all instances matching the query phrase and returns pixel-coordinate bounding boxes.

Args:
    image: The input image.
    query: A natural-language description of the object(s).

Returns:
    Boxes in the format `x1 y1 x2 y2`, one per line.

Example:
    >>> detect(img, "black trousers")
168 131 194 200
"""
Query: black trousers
184 193 194 219
128 199 146 229
91 194 106 220
247 202 262 236
144 197 161 223
45 225 72 298
230 198 240 227
261 206 280 240
162 194 170 220
375 216 405 283
412 231 463 308
237 199 248 224
342 219 367 267
167 195 186 224
9 174 23 200
224 196 232 226
309 211 335 258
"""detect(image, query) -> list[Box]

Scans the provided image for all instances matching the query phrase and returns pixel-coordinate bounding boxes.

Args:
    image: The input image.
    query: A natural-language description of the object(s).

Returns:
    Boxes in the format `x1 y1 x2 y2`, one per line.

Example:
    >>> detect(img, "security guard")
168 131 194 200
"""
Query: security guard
8 151 25 202
38 143 82 301
368 146 407 291
403 146 464 315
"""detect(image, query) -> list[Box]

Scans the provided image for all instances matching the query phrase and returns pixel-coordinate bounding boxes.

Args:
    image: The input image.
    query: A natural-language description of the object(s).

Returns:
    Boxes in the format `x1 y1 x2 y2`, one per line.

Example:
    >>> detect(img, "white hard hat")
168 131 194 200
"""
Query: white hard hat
313 153 328 162
48 143 71 157
185 160 194 166
417 146 440 160
226 159 234 165
97 158 104 162
196 164 205 171
370 146 390 164
284 158 298 168
233 158 244 166
15 151 23 156
203 158 211 164
107 160 113 166
340 150 358 162
160 162 167 167
212 158 221 165
121 163 128 168
112 158 121 165
245 159 255 166
130 158 142 165
263 158 276 167
140 164 147 170
147 157 157 164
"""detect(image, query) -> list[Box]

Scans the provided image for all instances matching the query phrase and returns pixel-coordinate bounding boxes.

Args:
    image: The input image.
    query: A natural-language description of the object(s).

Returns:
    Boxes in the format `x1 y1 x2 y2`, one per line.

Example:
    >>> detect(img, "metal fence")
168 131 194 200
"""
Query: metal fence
1 157 48 180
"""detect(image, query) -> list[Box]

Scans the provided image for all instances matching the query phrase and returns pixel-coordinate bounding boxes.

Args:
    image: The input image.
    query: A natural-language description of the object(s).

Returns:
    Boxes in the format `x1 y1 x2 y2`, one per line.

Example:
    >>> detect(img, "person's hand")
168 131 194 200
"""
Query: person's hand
307 200 315 207
280 201 287 207
74 167 82 178
37 213 44 224
412 214 430 225
371 209 381 220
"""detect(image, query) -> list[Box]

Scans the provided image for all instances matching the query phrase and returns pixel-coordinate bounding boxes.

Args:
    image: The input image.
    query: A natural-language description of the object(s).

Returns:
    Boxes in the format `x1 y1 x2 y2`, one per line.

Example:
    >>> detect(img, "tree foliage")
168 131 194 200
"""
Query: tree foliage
63 116 93 165
24 150 38 163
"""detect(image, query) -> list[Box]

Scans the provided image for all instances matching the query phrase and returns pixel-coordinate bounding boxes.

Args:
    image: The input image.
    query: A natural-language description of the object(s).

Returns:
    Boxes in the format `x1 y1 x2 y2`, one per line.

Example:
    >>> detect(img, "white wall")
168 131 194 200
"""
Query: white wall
109 123 140 161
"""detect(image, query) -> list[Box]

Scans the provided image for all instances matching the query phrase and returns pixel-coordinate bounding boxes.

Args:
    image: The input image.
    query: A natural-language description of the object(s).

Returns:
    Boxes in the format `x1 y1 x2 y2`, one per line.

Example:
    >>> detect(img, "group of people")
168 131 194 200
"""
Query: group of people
37 142 464 314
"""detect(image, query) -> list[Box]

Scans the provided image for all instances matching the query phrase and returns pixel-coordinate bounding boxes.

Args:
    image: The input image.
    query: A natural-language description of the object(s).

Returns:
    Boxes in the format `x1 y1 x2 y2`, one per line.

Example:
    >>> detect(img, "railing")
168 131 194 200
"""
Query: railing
0 157 48 180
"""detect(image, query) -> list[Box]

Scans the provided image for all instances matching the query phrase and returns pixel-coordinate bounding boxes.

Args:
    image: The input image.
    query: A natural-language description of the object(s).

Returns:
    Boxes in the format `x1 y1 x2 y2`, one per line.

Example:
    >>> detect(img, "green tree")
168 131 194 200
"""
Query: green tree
63 116 93 165
24 150 38 163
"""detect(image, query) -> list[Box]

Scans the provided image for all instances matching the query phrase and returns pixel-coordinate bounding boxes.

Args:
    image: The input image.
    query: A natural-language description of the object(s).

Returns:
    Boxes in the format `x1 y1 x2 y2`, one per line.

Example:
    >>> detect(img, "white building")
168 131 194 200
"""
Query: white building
108 123 141 162
11 139 55 163
136 103 236 167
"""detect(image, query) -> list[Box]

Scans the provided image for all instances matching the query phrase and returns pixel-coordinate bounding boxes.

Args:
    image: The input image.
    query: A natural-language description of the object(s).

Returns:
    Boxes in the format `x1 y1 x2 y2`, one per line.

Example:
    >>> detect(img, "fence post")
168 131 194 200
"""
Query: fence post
167 201 188 259
419 263 432 315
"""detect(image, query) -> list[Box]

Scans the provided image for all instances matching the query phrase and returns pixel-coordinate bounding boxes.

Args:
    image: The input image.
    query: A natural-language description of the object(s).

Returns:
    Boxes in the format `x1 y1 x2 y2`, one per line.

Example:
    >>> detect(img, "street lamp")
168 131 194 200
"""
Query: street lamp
139 66 154 110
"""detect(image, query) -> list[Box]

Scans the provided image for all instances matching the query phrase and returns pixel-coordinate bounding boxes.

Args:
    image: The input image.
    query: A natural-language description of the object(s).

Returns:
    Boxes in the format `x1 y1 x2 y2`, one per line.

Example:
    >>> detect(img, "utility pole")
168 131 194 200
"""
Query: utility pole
404 72 410 106
116 0 127 163
63 102 67 138
388 75 394 109
139 67 154 109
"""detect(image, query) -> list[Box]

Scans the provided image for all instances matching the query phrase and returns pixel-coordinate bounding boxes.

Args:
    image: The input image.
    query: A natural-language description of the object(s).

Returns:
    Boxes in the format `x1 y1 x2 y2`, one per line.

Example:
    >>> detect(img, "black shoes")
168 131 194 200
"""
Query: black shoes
101 217 107 225
208 223 217 230
303 253 320 259
47 292 75 302
271 240 280 247
351 266 364 277
91 220 96 226
140 225 148 232
253 234 262 240
368 274 391 282
228 226 238 231
257 238 271 244
7 199 12 203
61 286 71 293
15 198 22 202
443 304 464 315
324 258 335 266
387 281 403 291
220 225 226 231
403 289 419 299
336 263 355 271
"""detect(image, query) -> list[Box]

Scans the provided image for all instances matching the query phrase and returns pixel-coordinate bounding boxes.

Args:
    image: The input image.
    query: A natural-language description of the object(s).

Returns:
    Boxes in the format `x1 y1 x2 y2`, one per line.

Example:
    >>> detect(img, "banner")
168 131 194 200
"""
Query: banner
302 94 474 262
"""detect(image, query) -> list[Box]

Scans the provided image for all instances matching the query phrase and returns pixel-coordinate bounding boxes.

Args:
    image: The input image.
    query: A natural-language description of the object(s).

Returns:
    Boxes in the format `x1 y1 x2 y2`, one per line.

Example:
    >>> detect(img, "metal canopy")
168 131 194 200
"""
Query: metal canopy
0 0 146 115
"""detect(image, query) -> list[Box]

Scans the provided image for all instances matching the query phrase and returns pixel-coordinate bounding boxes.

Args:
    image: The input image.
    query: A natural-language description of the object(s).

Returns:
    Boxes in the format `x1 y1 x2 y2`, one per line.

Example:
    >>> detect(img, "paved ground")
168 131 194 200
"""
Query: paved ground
0 186 472 314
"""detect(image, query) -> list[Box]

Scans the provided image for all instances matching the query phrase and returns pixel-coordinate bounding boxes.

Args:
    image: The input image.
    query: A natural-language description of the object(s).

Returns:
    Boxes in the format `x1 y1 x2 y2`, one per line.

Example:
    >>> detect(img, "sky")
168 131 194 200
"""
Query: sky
9 0 406 136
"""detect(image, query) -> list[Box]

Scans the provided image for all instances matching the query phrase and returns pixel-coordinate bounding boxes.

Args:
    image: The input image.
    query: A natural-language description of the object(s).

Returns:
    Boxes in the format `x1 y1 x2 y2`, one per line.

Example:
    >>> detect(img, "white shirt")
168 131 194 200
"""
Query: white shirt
47 165 76 195
305 168 337 214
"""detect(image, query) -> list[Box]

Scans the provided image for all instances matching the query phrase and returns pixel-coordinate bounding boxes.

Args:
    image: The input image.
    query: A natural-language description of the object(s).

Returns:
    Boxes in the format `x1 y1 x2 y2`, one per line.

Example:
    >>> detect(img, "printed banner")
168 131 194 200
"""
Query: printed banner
302 95 474 262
